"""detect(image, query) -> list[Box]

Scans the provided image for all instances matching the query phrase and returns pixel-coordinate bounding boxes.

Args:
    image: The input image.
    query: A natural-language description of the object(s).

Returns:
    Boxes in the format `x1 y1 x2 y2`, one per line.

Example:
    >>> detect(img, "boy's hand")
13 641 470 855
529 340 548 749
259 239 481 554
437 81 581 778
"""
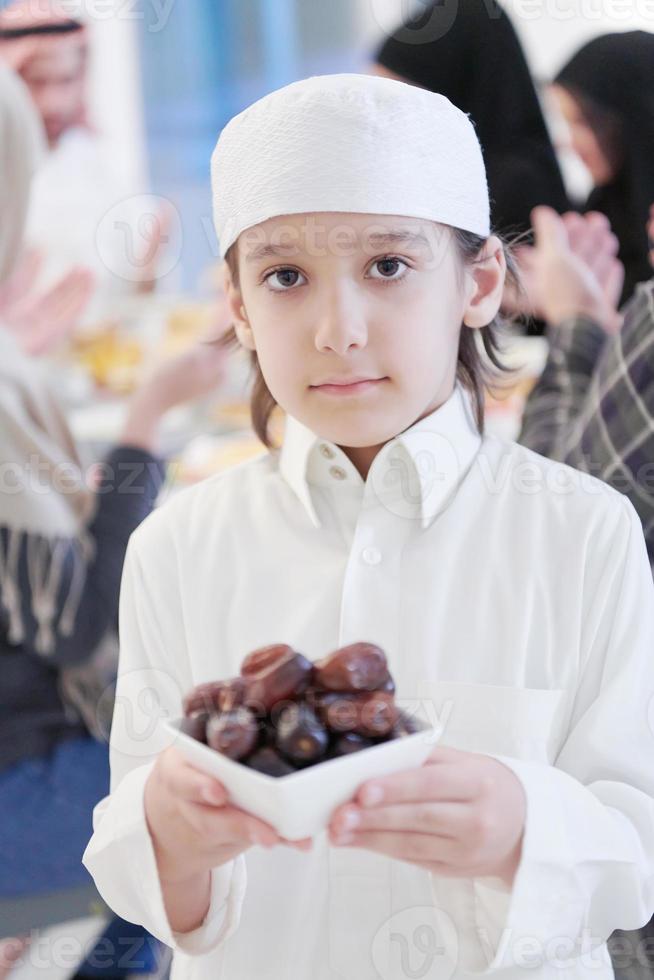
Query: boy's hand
144 746 311 933
144 746 311 886
328 745 526 888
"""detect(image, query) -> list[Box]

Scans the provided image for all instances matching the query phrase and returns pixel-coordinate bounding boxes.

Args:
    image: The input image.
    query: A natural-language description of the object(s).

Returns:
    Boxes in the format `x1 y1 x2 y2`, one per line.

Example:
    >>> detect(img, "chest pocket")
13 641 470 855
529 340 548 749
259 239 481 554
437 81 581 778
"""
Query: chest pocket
326 682 568 979
415 679 568 765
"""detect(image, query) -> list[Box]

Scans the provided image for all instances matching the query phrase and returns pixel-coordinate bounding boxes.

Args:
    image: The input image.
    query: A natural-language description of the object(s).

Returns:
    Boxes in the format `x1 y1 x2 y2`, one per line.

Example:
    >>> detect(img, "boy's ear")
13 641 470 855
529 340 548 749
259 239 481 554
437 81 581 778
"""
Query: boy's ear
462 235 507 329
223 259 257 351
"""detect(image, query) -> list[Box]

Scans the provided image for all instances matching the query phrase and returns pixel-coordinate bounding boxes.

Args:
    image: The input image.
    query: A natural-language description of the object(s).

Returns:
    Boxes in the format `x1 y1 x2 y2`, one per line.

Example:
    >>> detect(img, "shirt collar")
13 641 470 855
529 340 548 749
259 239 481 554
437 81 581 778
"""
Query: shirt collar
278 383 482 530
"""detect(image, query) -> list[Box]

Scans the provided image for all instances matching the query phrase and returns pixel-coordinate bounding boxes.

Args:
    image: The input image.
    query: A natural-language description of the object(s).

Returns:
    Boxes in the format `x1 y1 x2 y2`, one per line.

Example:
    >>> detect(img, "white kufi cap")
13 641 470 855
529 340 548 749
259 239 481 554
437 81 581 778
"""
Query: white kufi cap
211 72 490 258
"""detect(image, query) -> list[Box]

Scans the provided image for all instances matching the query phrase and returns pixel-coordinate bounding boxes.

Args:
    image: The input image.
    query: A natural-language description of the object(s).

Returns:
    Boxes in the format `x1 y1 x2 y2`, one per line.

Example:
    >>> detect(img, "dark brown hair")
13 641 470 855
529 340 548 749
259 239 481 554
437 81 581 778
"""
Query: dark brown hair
221 228 519 449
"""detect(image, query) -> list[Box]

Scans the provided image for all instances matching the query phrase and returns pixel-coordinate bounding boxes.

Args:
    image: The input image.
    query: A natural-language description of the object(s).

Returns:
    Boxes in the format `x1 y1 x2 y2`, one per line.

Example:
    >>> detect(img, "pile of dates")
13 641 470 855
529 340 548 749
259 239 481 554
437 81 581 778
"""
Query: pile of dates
181 642 418 776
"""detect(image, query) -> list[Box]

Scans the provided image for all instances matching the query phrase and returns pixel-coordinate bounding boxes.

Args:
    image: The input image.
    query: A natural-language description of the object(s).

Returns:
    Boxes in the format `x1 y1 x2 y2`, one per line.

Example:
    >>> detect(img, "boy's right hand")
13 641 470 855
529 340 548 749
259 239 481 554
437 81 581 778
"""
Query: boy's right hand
144 746 310 885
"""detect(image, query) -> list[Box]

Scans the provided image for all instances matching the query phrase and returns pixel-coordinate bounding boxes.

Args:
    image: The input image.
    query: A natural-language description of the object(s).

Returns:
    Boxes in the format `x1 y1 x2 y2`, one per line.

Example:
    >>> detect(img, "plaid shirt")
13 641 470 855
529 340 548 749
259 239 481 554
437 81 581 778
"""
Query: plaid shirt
520 283 654 980
519 280 654 567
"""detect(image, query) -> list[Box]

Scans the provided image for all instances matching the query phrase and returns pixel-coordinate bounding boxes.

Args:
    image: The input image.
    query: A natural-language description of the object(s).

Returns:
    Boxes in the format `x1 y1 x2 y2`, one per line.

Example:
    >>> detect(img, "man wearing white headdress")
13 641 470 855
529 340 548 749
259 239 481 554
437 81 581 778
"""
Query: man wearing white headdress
0 0 169 334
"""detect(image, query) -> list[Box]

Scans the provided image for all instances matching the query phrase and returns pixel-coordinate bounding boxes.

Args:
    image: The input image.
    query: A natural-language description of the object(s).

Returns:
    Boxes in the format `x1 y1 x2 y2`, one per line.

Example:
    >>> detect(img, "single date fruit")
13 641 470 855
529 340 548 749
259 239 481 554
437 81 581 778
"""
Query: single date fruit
311 690 397 736
180 711 209 743
206 708 259 761
313 643 390 693
183 677 245 716
240 644 294 677
247 746 296 777
330 732 376 757
353 691 398 737
276 702 329 765
244 651 314 712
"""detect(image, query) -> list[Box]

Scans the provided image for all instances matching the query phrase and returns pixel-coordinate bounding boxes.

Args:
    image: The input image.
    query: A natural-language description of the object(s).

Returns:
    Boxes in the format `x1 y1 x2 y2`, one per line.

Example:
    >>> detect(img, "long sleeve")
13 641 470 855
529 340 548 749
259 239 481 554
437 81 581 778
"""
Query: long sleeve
82 524 247 955
519 315 607 460
432 496 654 974
0 444 167 771
5 444 165 667
520 283 654 565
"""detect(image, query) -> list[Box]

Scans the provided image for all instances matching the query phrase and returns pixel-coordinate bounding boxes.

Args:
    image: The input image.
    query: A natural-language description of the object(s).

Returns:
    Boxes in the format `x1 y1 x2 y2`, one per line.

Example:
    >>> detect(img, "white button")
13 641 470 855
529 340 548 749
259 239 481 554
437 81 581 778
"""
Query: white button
329 465 347 481
362 547 382 566
319 444 335 460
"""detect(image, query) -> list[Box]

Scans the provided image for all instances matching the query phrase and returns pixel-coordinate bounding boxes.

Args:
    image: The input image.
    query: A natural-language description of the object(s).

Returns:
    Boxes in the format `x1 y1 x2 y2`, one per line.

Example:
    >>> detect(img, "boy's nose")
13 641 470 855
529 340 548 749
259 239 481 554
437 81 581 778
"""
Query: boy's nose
313 289 368 354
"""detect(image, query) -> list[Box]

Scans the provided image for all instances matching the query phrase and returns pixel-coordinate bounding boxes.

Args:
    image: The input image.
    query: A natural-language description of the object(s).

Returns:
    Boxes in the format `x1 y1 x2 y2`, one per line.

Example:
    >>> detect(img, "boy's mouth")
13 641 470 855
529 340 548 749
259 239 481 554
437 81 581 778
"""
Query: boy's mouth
310 377 388 396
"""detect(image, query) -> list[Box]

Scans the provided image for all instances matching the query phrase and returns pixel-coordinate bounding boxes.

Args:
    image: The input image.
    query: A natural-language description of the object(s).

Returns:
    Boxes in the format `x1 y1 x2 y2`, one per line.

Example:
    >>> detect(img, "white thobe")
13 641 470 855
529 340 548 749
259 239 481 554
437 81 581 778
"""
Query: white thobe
83 384 654 979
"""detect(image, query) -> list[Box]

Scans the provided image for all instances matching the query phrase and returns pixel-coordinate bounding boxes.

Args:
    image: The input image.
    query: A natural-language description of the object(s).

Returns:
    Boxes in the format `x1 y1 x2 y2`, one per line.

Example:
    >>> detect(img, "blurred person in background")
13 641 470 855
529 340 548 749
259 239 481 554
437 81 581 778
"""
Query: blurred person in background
0 0 170 333
518 202 654 980
551 31 654 305
371 0 570 239
0 62 227 979
519 203 654 569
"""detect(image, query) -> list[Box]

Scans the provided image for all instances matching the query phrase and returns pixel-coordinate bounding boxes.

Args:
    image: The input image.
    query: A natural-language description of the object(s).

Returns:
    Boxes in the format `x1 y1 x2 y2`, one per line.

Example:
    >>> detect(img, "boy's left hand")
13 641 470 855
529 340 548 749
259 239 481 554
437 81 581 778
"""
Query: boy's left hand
328 745 526 887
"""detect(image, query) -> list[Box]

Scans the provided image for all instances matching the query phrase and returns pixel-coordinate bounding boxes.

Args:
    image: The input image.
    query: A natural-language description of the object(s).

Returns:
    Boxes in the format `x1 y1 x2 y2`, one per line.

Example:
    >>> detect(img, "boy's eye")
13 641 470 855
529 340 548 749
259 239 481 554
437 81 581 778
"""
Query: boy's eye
264 268 307 291
367 256 410 281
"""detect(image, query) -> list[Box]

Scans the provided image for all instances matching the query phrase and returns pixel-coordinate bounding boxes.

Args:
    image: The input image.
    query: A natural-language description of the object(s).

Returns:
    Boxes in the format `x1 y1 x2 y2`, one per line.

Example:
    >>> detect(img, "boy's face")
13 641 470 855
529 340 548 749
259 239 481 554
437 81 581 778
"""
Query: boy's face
226 212 504 455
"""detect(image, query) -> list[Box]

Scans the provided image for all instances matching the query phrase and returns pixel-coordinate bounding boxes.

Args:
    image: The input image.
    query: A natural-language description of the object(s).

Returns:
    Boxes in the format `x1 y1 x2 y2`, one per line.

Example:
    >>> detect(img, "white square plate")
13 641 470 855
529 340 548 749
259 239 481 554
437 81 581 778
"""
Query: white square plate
163 714 442 840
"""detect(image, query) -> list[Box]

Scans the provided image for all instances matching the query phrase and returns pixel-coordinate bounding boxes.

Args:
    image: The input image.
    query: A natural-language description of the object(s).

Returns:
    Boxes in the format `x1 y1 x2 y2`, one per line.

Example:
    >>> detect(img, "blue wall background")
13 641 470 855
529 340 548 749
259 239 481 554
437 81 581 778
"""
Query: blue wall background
138 0 370 290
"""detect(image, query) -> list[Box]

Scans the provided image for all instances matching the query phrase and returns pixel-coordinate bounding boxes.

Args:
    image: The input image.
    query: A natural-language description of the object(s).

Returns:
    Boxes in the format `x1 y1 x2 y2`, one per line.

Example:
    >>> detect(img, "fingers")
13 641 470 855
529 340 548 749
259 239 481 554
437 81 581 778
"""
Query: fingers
425 745 474 765
11 248 43 294
531 205 569 253
514 244 537 275
354 759 479 808
44 267 94 317
330 801 468 840
181 800 280 847
0 935 30 967
561 210 587 252
25 269 96 354
582 213 619 274
181 800 314 852
28 268 94 336
159 748 313 852
603 261 626 334
329 828 460 867
601 256 625 309
561 210 618 267
192 342 229 387
160 748 229 806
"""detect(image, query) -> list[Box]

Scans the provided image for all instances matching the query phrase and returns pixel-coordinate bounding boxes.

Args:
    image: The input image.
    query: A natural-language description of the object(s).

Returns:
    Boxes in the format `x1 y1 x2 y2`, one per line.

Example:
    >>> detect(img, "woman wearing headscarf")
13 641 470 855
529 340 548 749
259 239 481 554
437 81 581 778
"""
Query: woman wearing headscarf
551 31 654 305
372 0 570 237
0 63 226 979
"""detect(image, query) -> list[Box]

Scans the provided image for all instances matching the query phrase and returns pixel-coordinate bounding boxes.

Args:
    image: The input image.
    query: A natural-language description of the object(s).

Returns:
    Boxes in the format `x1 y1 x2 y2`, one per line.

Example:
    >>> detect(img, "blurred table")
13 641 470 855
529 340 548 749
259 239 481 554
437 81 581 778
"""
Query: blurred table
483 332 548 441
